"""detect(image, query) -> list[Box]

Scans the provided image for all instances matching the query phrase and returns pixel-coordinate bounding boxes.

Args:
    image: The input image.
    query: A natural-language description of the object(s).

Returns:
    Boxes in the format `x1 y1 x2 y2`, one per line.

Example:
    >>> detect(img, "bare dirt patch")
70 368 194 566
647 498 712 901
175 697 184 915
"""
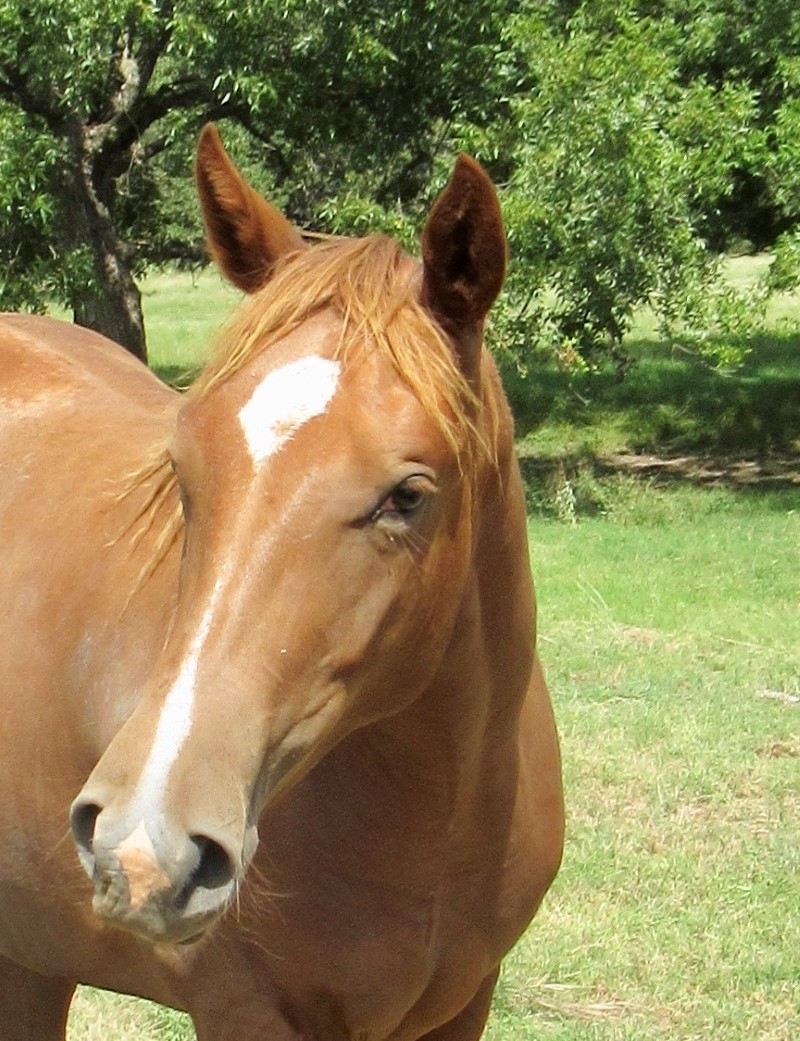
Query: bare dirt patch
598 451 800 489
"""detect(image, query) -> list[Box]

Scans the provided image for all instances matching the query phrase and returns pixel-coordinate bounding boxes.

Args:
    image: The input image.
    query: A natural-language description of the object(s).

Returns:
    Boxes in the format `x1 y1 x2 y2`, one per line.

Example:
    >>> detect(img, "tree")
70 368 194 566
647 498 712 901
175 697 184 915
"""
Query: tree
0 0 512 360
633 0 800 250
466 1 761 372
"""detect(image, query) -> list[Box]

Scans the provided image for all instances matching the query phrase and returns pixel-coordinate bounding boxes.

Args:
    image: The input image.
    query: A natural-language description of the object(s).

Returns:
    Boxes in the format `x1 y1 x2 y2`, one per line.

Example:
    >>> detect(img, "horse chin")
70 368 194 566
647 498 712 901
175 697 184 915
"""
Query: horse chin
93 894 225 947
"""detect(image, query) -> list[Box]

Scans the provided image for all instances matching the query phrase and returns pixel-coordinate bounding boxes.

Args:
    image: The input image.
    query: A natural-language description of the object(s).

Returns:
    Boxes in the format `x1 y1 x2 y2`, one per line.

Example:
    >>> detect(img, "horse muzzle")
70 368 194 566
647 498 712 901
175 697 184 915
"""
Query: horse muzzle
70 796 255 944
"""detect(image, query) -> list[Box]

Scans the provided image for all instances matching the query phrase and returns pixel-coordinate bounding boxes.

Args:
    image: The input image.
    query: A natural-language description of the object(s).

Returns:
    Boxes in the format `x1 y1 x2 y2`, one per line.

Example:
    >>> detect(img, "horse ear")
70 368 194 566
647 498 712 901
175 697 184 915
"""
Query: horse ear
421 155 507 374
195 124 306 293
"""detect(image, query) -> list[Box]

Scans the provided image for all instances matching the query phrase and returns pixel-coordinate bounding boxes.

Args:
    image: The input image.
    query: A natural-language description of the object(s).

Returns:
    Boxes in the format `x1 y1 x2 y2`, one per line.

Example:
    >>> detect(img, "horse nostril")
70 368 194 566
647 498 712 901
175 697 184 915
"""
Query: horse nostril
189 834 236 893
70 800 102 857
174 834 236 912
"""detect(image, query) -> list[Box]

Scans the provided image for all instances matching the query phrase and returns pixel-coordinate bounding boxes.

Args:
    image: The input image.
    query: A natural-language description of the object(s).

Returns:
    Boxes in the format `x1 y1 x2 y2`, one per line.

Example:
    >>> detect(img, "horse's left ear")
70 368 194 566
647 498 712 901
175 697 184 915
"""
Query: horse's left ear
195 123 306 293
421 155 507 375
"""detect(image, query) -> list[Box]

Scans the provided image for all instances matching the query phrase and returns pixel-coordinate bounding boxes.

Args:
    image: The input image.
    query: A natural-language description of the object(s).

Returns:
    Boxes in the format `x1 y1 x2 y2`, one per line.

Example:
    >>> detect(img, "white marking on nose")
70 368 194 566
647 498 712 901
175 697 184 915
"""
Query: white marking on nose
116 821 171 910
238 356 341 468
133 580 222 809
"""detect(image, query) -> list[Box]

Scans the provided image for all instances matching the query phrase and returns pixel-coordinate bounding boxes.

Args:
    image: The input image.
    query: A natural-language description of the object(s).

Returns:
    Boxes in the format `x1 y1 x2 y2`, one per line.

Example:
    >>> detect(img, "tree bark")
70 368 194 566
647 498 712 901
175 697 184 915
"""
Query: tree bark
70 249 147 364
61 123 148 363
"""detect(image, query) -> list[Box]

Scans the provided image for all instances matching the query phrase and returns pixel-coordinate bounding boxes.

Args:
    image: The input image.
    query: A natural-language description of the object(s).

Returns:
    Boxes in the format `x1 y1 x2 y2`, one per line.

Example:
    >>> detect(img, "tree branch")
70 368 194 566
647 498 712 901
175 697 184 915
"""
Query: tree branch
0 64 63 130
112 2 176 120
102 81 293 183
210 105 294 184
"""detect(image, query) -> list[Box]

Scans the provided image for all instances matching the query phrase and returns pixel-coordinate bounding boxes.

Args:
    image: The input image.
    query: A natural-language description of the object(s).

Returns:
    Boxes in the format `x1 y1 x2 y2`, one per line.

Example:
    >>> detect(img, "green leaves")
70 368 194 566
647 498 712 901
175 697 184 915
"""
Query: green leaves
485 1 769 372
0 0 797 369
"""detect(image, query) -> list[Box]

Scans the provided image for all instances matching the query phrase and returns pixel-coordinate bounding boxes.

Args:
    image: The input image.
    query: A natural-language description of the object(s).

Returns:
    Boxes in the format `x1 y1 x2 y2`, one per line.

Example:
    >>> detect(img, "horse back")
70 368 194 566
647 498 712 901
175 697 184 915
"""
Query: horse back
0 314 174 415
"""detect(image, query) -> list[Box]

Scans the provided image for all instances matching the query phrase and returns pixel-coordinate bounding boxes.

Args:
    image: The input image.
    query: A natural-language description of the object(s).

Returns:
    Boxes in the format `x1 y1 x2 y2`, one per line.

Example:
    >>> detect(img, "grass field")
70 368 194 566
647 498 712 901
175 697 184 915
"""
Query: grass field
66 267 799 1040
490 488 800 1041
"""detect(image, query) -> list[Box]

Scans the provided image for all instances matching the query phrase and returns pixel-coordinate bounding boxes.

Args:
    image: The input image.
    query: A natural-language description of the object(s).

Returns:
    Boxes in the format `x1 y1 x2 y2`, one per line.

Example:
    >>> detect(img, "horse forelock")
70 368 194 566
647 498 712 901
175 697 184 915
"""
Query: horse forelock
117 235 503 587
193 235 494 466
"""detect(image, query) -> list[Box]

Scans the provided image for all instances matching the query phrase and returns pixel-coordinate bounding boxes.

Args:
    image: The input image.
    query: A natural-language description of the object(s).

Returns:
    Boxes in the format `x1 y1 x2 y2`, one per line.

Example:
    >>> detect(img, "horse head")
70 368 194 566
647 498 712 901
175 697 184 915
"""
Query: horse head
70 125 508 945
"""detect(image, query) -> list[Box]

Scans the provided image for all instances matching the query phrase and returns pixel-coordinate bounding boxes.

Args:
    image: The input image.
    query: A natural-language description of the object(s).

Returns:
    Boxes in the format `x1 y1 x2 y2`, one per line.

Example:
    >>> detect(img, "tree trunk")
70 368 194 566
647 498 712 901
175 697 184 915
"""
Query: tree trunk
61 123 148 363
71 249 147 363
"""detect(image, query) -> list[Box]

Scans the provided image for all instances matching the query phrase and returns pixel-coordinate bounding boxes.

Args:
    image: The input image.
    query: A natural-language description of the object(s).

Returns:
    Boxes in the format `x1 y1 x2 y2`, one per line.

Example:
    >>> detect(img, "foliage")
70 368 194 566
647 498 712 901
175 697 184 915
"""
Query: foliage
0 0 512 352
1 0 799 372
481 3 761 372
0 107 58 309
766 229 800 292
764 88 800 291
636 0 800 251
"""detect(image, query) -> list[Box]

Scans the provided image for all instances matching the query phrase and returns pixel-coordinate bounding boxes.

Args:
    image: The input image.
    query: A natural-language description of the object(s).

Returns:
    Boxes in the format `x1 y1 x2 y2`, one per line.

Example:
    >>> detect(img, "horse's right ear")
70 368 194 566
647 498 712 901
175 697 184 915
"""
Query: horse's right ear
195 124 306 293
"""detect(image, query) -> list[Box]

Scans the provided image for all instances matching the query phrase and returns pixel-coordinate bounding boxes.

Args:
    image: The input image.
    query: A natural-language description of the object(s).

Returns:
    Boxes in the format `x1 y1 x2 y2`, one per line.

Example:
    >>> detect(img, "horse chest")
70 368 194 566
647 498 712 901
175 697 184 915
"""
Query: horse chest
196 870 493 1041
191 793 514 1040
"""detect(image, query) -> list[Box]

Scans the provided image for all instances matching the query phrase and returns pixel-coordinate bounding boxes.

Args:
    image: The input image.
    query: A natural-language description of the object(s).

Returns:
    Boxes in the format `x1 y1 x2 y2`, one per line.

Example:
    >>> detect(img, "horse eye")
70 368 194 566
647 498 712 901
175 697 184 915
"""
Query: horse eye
372 476 431 523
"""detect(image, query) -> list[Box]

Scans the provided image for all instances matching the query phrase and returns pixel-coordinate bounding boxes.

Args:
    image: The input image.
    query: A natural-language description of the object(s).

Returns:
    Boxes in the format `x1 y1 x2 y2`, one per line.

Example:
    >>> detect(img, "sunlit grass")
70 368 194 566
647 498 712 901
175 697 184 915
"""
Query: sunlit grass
68 988 192 1040
142 267 241 383
484 491 800 1041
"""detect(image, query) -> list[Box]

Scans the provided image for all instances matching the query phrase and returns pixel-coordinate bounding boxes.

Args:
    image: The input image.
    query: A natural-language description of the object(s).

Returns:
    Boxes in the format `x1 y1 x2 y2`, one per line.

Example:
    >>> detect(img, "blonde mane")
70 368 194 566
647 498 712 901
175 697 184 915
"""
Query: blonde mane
121 235 499 584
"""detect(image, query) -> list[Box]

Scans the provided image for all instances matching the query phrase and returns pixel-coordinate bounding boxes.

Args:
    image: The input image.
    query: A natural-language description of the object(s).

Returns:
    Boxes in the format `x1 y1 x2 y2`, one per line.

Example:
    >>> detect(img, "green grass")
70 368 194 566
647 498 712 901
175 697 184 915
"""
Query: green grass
69 990 191 1040
142 267 242 383
486 489 800 1041
508 330 800 462
66 265 799 1040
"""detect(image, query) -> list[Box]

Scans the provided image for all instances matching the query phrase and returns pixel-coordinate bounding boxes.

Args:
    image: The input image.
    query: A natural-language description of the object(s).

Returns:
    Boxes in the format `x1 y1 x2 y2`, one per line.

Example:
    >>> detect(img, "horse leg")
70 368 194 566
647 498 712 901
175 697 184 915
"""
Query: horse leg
189 970 501 1041
417 969 500 1041
0 955 75 1041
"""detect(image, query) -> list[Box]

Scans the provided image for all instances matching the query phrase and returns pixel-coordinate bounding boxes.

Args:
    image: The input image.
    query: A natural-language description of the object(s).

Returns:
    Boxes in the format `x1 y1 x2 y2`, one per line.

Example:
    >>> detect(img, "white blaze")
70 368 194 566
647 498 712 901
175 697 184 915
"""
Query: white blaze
238 355 341 468
132 355 341 812
133 585 221 807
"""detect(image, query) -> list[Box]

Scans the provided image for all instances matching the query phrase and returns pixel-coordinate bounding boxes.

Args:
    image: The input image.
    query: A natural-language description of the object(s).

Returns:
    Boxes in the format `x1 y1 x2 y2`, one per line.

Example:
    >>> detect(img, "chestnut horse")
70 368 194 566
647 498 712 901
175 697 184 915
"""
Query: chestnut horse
0 126 563 1041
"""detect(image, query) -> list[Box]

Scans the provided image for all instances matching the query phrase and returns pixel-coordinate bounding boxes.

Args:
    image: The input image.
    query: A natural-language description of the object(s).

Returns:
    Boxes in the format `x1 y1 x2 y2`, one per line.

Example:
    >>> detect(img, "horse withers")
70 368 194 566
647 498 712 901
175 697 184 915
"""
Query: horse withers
0 125 564 1041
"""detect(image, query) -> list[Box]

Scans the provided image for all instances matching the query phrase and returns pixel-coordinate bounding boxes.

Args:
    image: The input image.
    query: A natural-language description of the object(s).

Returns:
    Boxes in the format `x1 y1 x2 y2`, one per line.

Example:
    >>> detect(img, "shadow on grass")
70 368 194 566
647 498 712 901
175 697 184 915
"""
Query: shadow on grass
506 329 800 516
506 329 800 458
152 364 198 389
519 454 799 524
